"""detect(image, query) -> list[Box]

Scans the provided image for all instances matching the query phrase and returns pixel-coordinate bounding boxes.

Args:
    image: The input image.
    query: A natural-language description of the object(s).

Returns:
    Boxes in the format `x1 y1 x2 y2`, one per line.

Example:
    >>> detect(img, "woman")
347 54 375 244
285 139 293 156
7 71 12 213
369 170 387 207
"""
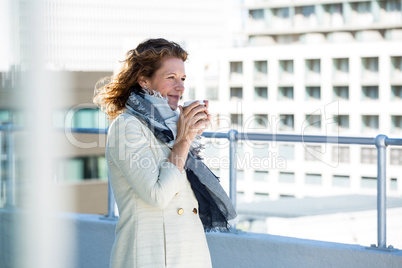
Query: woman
94 38 236 268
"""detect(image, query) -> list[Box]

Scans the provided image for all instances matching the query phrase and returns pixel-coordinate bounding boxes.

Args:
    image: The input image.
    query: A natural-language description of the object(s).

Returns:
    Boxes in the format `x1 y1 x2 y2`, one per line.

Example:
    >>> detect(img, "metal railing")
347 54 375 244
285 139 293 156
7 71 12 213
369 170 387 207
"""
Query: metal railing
1 125 402 251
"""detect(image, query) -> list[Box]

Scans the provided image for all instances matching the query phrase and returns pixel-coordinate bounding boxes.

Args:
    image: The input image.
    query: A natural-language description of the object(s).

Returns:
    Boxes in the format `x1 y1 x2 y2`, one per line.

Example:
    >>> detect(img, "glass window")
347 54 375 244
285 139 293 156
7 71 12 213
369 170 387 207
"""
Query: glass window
391 86 402 100
56 155 107 182
306 87 321 100
254 170 268 181
333 58 349 80
390 149 402 165
254 192 269 202
305 145 322 161
237 169 245 180
254 114 269 128
254 87 268 100
390 178 398 191
333 115 349 131
278 87 294 100
305 173 322 185
333 175 350 187
230 61 243 81
333 86 349 100
361 57 379 80
305 59 321 82
279 114 294 131
278 144 294 161
361 176 377 189
254 61 267 80
230 114 243 129
391 56 402 80
206 87 219 100
305 114 321 130
249 9 265 20
253 144 269 159
362 86 379 100
279 172 295 183
361 147 377 164
391 116 402 133
332 146 350 163
279 60 293 81
230 87 243 99
362 115 379 131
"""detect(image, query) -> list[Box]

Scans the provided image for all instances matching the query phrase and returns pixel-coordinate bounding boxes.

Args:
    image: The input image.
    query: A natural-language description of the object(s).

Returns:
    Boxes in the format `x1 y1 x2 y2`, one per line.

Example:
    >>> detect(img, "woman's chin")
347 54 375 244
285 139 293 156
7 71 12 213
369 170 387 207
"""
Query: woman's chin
168 102 178 110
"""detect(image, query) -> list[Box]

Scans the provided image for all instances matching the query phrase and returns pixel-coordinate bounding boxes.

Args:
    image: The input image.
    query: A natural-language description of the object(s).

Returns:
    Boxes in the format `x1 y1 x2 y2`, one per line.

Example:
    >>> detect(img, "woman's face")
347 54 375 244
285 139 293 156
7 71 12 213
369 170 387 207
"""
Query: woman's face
144 57 186 110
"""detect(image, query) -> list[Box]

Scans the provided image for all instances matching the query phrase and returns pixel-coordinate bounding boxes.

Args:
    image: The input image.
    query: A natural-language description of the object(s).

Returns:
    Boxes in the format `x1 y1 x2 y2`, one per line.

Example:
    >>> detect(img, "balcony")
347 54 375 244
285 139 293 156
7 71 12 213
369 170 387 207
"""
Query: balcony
1 126 402 267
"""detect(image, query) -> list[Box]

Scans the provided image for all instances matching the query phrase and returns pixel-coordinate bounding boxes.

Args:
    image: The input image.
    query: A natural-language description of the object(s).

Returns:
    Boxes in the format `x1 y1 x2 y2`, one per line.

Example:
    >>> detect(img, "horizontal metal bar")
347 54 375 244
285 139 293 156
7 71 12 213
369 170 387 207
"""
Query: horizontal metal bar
385 138 402 146
202 132 229 139
60 128 108 134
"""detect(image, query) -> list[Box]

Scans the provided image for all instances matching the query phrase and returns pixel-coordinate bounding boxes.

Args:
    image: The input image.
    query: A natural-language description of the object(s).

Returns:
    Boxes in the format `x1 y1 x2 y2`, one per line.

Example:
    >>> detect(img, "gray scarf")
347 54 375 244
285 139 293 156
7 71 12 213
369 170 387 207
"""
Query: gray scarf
125 91 237 231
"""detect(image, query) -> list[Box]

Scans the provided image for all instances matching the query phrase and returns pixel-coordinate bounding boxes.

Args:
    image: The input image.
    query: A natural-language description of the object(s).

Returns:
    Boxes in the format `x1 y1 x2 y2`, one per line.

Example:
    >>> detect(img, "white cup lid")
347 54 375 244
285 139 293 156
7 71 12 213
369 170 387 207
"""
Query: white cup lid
183 100 205 107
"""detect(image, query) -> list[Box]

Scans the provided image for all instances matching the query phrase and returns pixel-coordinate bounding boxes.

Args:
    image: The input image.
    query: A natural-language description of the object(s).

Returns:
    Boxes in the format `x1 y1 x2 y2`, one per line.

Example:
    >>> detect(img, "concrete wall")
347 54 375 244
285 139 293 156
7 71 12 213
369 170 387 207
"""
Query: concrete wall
1 210 401 268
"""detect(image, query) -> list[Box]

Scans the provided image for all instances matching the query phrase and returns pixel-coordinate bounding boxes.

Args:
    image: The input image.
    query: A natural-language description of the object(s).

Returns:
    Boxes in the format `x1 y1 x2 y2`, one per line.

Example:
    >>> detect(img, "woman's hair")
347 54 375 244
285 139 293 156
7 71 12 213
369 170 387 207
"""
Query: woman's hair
93 38 188 119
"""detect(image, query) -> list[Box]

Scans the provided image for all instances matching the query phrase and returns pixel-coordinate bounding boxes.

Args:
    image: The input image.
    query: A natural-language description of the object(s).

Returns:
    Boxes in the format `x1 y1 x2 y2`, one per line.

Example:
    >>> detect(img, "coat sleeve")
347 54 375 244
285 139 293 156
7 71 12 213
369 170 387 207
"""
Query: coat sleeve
106 114 187 209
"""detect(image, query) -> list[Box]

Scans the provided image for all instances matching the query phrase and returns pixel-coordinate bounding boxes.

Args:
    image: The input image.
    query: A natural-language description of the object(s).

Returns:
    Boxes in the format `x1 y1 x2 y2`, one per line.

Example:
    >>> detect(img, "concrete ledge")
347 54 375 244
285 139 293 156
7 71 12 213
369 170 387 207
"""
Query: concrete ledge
1 210 401 268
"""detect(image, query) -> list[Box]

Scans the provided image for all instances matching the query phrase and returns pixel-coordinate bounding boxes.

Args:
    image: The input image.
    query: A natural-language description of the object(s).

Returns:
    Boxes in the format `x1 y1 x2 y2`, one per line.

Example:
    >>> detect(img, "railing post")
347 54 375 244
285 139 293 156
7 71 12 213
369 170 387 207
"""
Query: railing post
5 124 15 208
375 134 387 249
228 129 238 213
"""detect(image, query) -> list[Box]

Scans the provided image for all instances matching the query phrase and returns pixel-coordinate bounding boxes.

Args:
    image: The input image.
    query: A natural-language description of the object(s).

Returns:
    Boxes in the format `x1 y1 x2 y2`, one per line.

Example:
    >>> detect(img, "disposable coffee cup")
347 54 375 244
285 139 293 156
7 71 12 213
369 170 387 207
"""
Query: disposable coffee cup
183 100 205 108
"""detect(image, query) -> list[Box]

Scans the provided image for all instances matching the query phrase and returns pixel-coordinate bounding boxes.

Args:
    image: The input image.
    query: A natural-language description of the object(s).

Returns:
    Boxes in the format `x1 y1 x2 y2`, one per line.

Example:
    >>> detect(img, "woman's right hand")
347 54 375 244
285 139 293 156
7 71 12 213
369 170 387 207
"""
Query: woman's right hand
176 101 209 145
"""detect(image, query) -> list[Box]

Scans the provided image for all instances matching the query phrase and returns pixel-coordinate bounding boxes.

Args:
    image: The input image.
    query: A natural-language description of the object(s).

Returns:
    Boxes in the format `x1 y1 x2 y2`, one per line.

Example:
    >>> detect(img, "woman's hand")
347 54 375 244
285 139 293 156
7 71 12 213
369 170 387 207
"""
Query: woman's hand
176 100 210 145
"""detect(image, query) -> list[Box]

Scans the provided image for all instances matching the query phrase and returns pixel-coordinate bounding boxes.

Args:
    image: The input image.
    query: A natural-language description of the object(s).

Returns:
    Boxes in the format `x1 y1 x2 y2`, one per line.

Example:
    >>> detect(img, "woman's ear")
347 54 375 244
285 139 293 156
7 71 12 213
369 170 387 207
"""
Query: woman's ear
138 76 149 89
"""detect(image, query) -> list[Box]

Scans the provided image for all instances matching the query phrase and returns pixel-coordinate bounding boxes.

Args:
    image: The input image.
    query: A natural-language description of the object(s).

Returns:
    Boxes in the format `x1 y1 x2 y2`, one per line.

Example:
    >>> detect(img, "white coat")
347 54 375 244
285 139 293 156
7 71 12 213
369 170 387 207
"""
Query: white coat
106 112 212 268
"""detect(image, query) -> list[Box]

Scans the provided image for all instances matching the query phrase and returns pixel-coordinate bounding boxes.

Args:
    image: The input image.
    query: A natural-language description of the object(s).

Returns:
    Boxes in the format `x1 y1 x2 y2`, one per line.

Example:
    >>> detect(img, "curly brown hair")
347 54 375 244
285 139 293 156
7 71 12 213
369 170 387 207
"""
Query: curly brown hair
94 38 188 119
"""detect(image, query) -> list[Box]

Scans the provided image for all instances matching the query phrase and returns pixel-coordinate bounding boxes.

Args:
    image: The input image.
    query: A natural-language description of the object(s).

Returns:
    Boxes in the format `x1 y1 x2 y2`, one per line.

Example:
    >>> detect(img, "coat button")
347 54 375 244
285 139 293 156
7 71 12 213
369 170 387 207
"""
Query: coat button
193 208 197 215
175 193 178 196
177 208 184 215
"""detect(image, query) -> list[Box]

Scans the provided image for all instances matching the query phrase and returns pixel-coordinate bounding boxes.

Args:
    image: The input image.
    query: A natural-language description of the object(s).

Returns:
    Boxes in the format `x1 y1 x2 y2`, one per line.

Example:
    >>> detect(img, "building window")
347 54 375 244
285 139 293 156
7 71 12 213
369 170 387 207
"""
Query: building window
306 87 321 100
230 61 243 81
230 87 243 99
237 191 245 203
323 4 344 26
351 2 373 25
305 173 322 185
361 147 377 164
333 58 349 81
230 114 243 129
56 155 107 182
254 61 267 80
294 5 317 27
361 57 379 80
254 192 269 202
390 149 402 165
333 86 349 100
55 107 108 129
279 172 295 183
305 114 321 131
278 87 294 100
254 87 268 100
362 115 379 131
279 60 293 81
361 176 377 189
279 114 294 131
333 115 349 131
333 175 350 187
390 178 398 191
278 144 294 161
391 86 402 100
206 87 219 100
253 144 269 159
254 114 269 128
391 56 402 80
362 86 379 100
271 8 291 28
391 115 402 133
249 9 265 20
332 146 350 163
254 170 268 181
305 59 321 82
305 145 323 161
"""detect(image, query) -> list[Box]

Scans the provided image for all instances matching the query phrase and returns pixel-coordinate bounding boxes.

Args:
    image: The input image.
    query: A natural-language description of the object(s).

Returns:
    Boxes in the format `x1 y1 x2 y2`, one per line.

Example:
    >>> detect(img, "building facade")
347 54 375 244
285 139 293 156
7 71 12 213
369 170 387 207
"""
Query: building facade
183 0 402 202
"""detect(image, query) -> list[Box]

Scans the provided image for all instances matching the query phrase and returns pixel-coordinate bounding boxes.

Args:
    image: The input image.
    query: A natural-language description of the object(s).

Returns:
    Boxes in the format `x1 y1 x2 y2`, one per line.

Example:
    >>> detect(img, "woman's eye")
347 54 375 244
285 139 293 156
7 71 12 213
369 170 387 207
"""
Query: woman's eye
168 76 174 79
181 77 186 81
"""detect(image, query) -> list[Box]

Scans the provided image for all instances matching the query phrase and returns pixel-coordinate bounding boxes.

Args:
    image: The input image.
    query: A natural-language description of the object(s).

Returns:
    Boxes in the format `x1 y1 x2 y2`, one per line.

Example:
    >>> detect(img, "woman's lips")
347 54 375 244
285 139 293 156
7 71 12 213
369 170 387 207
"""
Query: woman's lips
168 95 180 101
